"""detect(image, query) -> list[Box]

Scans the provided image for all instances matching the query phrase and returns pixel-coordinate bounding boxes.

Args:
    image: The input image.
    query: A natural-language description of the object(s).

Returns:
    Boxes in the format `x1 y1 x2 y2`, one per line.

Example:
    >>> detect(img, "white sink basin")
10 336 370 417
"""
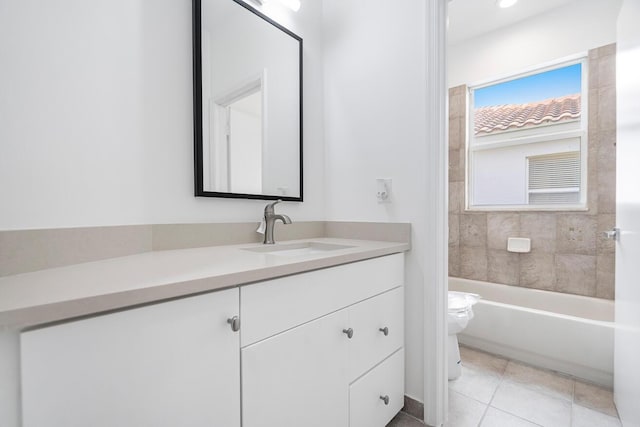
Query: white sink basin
242 242 354 257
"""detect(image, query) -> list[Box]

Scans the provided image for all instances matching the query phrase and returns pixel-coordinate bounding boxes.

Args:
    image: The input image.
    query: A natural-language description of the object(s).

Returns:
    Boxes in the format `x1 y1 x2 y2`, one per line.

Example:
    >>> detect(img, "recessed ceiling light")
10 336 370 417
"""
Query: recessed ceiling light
496 0 518 8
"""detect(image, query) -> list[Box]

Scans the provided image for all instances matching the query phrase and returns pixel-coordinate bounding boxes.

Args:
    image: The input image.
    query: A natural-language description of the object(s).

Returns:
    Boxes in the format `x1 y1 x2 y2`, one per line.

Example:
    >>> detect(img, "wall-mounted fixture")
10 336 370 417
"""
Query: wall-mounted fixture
376 179 393 204
507 237 531 253
247 0 301 12
496 0 517 8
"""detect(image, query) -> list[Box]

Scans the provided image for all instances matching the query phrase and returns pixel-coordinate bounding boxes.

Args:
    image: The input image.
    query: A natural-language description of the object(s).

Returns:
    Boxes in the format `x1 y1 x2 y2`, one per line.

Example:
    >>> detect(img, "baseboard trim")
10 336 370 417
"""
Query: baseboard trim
403 394 424 421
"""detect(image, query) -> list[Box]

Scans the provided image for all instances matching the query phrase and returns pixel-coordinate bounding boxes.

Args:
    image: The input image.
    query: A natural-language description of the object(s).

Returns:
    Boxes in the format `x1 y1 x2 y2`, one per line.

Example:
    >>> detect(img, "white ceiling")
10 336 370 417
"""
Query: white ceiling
448 0 576 45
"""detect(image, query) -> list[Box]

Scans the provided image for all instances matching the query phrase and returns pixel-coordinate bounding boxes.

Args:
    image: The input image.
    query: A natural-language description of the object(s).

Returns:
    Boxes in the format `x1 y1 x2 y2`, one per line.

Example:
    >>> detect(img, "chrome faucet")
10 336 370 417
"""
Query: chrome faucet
263 200 292 244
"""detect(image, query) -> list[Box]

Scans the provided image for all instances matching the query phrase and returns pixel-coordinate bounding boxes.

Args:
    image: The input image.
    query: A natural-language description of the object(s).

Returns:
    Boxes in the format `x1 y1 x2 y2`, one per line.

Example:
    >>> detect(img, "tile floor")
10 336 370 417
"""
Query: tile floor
387 345 621 427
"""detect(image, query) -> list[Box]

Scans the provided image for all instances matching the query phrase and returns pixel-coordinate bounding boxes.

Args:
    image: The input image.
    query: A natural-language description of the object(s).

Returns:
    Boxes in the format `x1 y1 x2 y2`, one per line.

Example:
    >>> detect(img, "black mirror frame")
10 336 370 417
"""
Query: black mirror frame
192 0 304 201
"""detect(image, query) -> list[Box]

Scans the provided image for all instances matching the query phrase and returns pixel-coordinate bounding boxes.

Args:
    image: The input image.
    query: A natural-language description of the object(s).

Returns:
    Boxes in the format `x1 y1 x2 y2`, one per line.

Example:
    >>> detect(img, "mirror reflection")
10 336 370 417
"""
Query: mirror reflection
194 0 303 200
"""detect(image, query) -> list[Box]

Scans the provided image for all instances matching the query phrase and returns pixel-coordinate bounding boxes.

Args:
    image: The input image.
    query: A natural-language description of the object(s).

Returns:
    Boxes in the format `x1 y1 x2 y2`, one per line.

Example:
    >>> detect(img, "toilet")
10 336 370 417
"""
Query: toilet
448 291 480 380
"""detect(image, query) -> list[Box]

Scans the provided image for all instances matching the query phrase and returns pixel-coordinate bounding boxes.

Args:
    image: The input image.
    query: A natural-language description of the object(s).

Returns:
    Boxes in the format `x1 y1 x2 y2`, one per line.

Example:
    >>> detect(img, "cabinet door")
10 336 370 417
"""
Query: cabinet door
21 288 240 427
242 309 350 427
348 287 404 380
350 349 405 427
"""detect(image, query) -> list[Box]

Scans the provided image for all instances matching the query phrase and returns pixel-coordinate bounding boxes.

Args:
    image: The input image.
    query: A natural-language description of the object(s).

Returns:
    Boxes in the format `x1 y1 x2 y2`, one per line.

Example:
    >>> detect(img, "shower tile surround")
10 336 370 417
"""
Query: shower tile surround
448 44 617 299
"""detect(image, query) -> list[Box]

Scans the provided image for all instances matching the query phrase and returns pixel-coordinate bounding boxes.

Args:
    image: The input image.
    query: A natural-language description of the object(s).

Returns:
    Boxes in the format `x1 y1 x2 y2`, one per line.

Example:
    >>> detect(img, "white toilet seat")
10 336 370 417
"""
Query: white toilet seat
448 291 478 335
448 291 480 312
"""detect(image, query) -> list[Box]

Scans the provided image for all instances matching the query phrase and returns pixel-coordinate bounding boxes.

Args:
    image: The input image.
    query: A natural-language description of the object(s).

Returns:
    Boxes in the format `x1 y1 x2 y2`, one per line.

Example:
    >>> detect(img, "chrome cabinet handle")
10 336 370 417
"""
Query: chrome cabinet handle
227 316 240 332
380 395 390 405
379 327 389 336
342 328 354 339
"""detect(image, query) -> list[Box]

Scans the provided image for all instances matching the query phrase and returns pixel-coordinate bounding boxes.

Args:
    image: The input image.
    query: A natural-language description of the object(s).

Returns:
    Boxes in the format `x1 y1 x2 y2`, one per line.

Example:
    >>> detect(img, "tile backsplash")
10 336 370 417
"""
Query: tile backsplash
448 44 617 300
0 222 411 277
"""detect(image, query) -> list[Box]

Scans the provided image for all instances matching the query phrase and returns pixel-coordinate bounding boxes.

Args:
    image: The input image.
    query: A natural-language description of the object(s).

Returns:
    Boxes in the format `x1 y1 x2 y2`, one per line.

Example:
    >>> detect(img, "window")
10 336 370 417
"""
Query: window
467 60 587 210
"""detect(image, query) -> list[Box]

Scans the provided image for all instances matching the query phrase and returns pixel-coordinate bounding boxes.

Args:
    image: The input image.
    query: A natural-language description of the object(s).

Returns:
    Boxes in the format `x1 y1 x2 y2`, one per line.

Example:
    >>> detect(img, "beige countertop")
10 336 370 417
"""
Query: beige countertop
0 238 409 328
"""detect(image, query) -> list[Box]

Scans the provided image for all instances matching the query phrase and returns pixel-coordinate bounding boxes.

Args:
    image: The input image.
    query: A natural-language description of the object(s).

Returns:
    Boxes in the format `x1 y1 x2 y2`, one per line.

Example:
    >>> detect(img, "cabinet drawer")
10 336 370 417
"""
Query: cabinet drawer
350 349 404 427
241 253 404 346
348 287 404 380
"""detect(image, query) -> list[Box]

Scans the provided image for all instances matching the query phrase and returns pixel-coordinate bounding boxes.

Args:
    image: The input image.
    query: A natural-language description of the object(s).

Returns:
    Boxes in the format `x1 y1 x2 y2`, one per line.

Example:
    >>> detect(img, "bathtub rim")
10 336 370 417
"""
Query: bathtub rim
449 276 614 322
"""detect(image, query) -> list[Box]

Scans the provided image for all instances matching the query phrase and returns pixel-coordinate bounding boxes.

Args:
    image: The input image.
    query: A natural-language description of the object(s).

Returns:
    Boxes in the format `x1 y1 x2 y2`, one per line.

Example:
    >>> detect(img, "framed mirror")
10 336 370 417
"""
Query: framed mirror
193 0 303 201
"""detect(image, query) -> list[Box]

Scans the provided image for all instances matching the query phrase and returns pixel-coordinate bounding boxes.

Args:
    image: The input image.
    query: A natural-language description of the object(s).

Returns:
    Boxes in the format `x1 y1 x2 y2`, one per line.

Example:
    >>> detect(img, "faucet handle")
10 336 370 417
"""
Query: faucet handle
264 199 283 213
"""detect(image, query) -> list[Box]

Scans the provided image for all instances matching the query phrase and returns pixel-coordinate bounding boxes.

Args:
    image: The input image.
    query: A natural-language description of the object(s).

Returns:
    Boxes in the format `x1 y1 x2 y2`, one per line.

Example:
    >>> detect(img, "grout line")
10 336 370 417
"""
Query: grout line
476 403 490 426
571 378 576 404
486 357 506 407
460 346 623 425
447 389 489 427
476 348 577 402
470 345 621 425
449 388 487 406
477 359 505 426
569 405 574 427
496 408 546 427
461 348 572 427
569 380 575 427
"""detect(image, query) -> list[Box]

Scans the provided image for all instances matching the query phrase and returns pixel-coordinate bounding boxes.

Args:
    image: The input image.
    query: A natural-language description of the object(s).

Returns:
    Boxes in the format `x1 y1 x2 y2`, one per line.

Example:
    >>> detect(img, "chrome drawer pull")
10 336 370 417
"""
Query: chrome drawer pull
380 395 390 405
379 327 389 336
227 316 240 332
342 328 354 339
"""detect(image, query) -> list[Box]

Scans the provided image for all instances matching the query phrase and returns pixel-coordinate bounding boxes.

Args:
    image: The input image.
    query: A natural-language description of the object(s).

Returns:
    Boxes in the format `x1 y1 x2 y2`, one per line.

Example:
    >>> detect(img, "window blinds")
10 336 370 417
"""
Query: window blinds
528 152 581 205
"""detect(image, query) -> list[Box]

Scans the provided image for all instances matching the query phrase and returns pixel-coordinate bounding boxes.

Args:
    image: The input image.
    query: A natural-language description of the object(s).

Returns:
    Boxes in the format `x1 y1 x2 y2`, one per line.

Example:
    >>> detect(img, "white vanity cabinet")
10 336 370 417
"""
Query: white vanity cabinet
20 288 241 427
241 253 405 427
16 251 405 427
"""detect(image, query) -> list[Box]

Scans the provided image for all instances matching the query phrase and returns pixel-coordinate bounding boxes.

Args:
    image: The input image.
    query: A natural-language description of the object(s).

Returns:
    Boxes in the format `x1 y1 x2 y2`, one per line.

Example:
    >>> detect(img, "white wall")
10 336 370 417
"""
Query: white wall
448 0 622 87
0 0 324 230
322 0 428 402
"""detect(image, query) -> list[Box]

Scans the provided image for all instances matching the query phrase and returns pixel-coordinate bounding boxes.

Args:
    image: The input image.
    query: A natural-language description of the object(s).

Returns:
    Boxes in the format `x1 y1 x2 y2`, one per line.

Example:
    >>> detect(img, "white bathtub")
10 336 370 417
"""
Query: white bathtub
449 277 615 386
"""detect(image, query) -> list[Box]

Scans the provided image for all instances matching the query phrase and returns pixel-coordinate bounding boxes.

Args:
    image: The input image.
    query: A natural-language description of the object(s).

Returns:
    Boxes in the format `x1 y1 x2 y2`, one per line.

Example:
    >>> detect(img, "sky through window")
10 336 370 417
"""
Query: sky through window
474 63 582 108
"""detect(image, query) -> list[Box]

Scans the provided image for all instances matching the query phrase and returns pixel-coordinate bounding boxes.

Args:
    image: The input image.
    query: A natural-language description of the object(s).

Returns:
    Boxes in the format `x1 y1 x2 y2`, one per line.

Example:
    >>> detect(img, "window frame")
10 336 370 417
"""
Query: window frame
465 56 589 212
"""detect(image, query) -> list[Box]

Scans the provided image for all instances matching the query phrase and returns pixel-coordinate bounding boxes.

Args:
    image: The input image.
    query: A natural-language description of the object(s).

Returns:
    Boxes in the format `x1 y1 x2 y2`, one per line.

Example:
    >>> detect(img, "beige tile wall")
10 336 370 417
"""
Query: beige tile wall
448 44 617 299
